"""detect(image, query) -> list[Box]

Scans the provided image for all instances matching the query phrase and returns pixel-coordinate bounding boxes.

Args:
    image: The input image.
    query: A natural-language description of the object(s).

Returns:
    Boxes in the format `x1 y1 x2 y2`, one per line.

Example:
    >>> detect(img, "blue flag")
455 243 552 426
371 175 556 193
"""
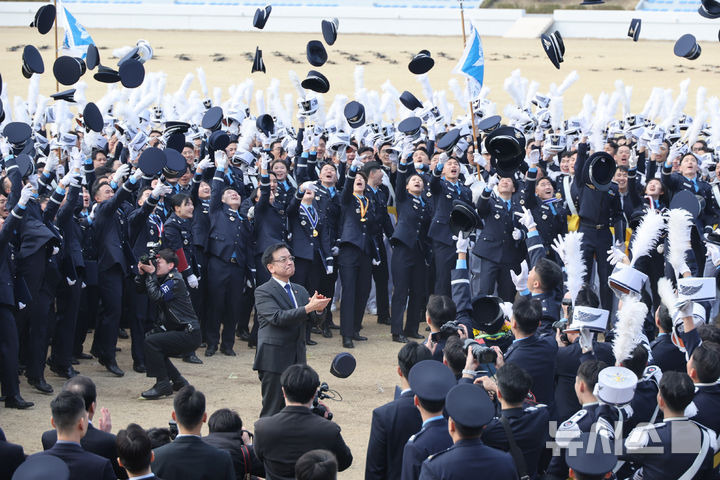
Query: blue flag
58 1 94 59
452 22 484 99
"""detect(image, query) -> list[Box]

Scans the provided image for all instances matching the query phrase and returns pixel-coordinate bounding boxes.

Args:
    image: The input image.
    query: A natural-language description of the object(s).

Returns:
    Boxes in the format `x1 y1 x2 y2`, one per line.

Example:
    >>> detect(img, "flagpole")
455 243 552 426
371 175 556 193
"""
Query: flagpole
458 1 482 180
54 0 59 92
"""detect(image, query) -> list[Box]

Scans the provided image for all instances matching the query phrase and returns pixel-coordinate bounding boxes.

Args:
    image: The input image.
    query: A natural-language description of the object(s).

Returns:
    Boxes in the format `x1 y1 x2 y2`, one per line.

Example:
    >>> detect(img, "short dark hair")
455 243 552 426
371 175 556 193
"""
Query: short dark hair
146 428 172 449
691 342 720 384
659 371 695 412
496 363 533 404
512 296 542 335
51 391 86 432
697 324 720 344
534 258 563 292
398 341 432 379
656 304 672 333
281 364 320 404
63 375 97 412
156 248 178 268
208 408 243 433
116 423 152 475
295 449 338 480
442 336 466 376
170 193 191 211
262 243 290 268
426 295 456 327
454 422 483 439
577 360 607 392
173 385 205 429
620 344 648 378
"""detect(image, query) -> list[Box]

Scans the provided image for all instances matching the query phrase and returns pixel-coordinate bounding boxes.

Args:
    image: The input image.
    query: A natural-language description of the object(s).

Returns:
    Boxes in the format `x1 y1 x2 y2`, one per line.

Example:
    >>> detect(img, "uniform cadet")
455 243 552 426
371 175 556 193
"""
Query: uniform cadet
428 150 472 297
390 157 432 343
418 383 517 480
0 184 34 409
191 157 215 345
364 162 394 328
366 342 432 480
206 152 253 357
474 173 526 302
620 346 663 433
684 339 720 437
74 183 99 364
662 152 716 233
221 139 253 198
612 165 643 246
400 360 456 480
650 304 686 373
338 160 377 349
523 164 568 262
254 156 287 290
479 363 550 480
270 158 295 215
622 371 716 480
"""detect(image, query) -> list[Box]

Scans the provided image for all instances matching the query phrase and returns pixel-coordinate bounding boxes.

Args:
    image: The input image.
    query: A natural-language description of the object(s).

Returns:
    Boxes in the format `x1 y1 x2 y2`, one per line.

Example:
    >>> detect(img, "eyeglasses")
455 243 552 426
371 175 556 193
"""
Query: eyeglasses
272 255 295 264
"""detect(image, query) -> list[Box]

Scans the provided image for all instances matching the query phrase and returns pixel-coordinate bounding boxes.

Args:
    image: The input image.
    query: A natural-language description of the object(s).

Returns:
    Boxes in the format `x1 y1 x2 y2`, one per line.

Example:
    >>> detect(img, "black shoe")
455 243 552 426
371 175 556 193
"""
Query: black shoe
49 364 78 379
329 321 340 330
306 338 318 346
133 363 147 374
247 339 257 349
141 382 173 400
352 334 368 341
425 326 431 331
392 334 408 343
205 345 218 357
406 332 424 339
183 353 203 364
71 358 80 365
99 358 125 377
237 329 250 341
342 337 355 349
220 348 236 357
28 377 53 394
311 326 322 335
322 327 333 339
118 328 129 339
5 394 34 409
172 376 189 392
76 352 93 360
377 317 391 325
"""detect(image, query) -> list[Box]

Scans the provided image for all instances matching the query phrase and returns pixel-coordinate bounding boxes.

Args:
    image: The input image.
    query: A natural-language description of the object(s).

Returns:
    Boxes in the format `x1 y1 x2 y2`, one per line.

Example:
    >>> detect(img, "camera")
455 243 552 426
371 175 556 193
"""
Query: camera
553 318 570 346
139 242 161 266
168 420 178 440
311 382 334 420
430 320 462 343
462 339 497 364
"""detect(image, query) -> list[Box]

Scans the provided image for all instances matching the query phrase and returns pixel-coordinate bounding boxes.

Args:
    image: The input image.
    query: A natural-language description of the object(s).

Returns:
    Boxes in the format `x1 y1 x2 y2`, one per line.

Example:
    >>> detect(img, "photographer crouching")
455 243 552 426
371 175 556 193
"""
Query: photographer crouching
136 249 201 399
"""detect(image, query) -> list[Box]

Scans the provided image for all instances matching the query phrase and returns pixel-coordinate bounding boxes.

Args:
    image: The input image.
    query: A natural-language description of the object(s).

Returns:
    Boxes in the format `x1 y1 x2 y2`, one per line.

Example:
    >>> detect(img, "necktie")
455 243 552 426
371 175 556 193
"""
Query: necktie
549 203 557 215
308 206 315 217
506 200 511 211
692 179 698 192
284 283 296 307
328 187 336 198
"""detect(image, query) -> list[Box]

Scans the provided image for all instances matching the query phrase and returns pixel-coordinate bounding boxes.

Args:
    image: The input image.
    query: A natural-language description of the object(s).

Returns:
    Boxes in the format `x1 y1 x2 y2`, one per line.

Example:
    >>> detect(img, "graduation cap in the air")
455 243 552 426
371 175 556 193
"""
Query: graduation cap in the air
30 4 56 35
674 34 701 60
22 45 45 78
3 122 33 148
477 115 501 133
398 116 422 140
330 353 356 378
628 18 641 42
540 32 564 69
83 102 104 133
138 147 166 176
253 5 272 29
306 40 328 67
86 44 100 70
301 70 330 94
94 65 120 83
163 148 188 178
584 151 616 191
408 50 434 75
450 199 482 237
436 128 461 152
165 132 186 153
321 17 339 45
399 91 423 112
53 56 86 86
256 114 275 136
11 153 37 178
252 47 266 74
50 89 76 103
699 0 720 19
484 126 526 177
119 59 145 88
343 101 366 129
208 130 230 151
202 106 224 131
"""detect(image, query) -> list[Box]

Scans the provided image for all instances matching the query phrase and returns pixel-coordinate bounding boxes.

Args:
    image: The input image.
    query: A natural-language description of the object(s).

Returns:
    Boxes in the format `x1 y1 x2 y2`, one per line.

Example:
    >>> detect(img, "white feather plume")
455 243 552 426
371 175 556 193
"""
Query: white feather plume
503 71 525 107
695 86 707 117
613 294 649 364
255 90 266 116
660 79 690 130
196 67 209 97
175 73 194 98
657 277 678 316
32 96 50 131
641 87 660 117
623 85 633 117
549 96 563 132
288 70 306 99
525 80 539 108
564 231 587 305
685 110 707 146
557 71 580 96
448 78 468 114
666 208 693 278
417 74 434 104
629 209 665 267
354 66 364 97
74 82 88 109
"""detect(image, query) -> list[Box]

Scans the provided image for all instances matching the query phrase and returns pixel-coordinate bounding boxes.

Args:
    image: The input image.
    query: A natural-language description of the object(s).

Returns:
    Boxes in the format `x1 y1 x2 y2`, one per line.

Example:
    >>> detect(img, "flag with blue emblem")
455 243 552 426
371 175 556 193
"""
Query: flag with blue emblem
452 21 484 99
58 1 95 59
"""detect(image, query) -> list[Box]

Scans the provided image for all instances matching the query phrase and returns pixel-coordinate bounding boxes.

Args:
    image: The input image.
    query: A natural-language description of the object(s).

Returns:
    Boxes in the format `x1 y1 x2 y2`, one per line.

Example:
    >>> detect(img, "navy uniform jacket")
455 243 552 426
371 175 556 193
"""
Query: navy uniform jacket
613 170 643 244
418 437 517 480
365 389 422 480
524 233 562 336
554 339 615 422
42 424 126 479
661 167 716 231
275 177 296 213
428 168 472 247
474 186 525 266
0 427 25 480
622 418 716 480
163 213 197 277
401 417 452 480
288 194 331 263
208 169 253 264
0 205 24 307
93 179 139 274
572 143 621 227
56 184 85 281
523 168 568 251
688 383 720 437
392 164 432 261
505 334 558 407
367 184 394 240
190 172 212 251
625 367 662 433
340 168 376 256
33 441 115 480
650 333 686 373
482 405 550 479
221 164 254 198
129 196 161 261
254 175 287 255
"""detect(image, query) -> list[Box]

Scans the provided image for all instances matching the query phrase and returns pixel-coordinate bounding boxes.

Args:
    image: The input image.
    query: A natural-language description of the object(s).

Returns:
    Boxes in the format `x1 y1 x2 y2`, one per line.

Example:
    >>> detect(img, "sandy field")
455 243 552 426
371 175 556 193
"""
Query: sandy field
1 25 720 479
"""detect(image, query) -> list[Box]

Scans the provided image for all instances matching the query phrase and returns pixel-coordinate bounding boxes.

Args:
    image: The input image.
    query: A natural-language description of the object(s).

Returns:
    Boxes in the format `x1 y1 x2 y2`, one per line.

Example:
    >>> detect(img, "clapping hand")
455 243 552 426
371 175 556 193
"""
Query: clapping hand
305 291 331 314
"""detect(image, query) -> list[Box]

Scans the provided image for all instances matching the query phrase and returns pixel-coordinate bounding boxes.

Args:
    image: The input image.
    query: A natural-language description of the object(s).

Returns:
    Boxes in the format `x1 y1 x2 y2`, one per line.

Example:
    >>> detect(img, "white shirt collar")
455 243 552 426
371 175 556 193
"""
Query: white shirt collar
273 277 290 289
129 473 156 480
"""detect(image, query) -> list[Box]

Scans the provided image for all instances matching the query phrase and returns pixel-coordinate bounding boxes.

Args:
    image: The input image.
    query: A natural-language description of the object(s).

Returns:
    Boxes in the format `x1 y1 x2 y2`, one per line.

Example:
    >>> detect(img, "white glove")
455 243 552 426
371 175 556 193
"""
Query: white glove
214 150 228 170
18 302 26 310
60 172 74 188
81 133 95 157
486 173 499 190
706 243 720 267
302 131 313 151
515 206 537 230
186 274 199 289
436 152 448 169
606 241 628 266
247 206 255 220
0 139 10 158
196 157 214 173
112 163 130 184
66 277 77 286
52 246 60 256
69 148 84 172
301 181 317 193
500 302 513 320
152 183 173 198
351 159 363 170
388 152 398 164
473 153 487 169
512 228 523 241
525 149 540 167
534 129 544 142
552 235 567 264
331 246 340 256
579 328 594 352
88 203 98 221
456 233 470 254
674 298 693 318
311 134 320 149
401 140 414 160
131 166 144 181
628 149 638 170
510 260 529 292
44 152 59 173
18 184 36 207
667 144 681 164
260 154 270 172
372 258 381 266
337 145 348 163
326 265 334 275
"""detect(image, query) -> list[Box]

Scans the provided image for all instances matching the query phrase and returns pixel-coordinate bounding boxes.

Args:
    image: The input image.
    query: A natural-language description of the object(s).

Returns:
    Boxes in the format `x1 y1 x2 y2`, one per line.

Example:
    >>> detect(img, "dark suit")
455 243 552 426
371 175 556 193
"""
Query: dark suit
33 441 115 480
253 278 314 417
504 334 558 408
366 389 422 480
203 432 265 480
42 423 125 479
0 427 25 480
153 435 234 480
254 405 353 480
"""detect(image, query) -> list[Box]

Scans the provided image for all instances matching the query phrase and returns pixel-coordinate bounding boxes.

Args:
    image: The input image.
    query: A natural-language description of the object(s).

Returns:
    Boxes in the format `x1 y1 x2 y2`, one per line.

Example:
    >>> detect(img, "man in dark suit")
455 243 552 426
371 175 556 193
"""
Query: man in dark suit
365 342 432 480
203 408 265 480
116 423 159 480
41 375 126 479
32 391 115 480
253 243 330 418
152 385 234 480
0 427 26 480
254 364 353 480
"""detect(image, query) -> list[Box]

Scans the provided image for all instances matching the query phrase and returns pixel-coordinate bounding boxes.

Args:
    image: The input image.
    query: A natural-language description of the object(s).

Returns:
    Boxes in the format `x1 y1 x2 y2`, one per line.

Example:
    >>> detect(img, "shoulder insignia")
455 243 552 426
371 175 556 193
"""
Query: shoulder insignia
642 365 662 384
625 424 653 450
561 409 587 429
525 403 547 412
